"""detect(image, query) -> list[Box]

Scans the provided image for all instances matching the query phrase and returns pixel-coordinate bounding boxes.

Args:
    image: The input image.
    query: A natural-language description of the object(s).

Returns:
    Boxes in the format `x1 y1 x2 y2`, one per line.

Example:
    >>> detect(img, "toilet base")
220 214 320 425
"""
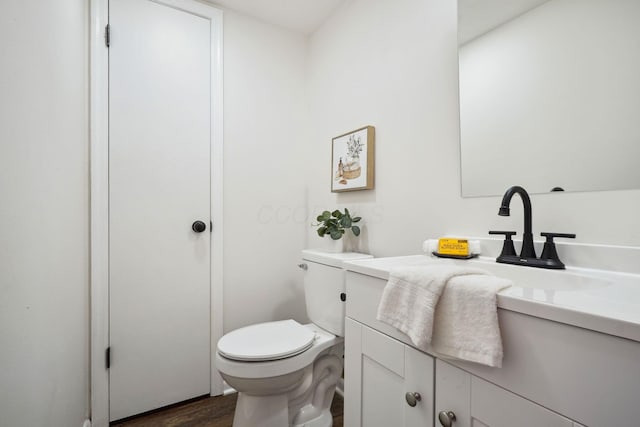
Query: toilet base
292 407 332 427
231 393 335 427
229 352 342 427
232 393 289 427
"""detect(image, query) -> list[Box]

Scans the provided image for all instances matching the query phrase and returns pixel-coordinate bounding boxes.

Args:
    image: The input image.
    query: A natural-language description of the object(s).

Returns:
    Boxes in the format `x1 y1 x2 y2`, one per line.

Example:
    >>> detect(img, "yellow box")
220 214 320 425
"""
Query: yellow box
438 238 469 256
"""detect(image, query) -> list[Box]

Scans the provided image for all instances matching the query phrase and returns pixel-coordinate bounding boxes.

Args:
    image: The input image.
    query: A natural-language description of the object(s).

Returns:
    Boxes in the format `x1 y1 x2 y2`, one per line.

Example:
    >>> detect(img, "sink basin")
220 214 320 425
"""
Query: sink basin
467 258 612 292
345 255 612 292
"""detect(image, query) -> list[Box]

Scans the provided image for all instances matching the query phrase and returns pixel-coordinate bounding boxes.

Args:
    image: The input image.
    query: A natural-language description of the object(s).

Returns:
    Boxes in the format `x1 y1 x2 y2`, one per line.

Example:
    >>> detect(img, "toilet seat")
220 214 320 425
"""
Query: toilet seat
217 320 316 362
216 323 342 380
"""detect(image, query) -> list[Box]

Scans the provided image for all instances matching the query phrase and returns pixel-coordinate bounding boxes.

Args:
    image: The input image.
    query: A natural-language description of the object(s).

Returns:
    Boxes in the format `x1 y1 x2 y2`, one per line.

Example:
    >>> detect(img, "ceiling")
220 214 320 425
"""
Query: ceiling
209 0 551 40
458 0 550 44
209 0 346 35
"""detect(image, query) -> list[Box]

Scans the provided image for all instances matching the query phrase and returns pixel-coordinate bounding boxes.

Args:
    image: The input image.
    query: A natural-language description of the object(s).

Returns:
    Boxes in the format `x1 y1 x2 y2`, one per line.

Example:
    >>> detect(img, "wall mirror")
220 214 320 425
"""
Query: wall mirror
458 0 640 197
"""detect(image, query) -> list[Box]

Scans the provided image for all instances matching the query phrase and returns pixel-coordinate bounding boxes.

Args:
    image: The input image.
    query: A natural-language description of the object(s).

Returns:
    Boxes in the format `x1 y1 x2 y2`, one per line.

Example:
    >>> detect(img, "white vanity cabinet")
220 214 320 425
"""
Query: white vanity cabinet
344 318 434 427
344 266 640 427
435 359 573 427
345 317 575 427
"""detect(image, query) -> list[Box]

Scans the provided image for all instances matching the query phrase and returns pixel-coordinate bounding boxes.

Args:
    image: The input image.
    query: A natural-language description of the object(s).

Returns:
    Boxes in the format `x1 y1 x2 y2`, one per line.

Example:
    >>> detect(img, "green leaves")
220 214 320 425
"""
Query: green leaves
330 229 344 240
316 211 331 222
312 208 363 241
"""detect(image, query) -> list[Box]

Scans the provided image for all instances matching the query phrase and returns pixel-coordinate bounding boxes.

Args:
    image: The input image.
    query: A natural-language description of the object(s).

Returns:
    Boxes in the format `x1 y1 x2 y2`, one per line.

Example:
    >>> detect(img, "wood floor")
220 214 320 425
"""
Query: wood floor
111 393 344 427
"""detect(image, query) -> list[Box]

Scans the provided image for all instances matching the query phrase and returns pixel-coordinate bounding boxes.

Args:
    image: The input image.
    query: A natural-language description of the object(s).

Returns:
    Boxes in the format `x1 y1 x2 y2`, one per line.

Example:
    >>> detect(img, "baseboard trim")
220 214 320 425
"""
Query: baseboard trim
222 382 237 396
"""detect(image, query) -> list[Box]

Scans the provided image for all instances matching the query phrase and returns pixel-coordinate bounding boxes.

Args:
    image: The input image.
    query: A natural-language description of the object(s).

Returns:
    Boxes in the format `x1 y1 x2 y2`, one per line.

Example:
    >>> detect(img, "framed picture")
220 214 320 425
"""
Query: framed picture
331 126 375 192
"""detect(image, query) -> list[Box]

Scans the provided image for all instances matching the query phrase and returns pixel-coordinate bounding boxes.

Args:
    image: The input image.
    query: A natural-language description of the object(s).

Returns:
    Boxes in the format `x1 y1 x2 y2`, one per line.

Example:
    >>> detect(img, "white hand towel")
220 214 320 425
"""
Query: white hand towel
376 266 488 349
431 274 512 367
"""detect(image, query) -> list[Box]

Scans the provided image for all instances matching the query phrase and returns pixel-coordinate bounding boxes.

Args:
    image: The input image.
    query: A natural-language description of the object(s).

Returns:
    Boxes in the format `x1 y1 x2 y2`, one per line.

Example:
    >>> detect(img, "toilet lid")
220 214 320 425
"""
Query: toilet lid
217 320 316 362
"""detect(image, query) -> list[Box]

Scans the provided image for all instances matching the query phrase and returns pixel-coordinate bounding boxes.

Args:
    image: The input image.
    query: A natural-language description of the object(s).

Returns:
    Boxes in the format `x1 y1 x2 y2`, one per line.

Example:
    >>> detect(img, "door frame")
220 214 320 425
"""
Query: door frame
90 1 224 425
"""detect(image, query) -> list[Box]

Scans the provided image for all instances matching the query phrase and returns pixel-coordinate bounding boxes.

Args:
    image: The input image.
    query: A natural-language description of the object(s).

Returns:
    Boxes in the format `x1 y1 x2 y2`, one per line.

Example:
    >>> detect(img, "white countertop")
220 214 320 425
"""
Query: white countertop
344 255 640 343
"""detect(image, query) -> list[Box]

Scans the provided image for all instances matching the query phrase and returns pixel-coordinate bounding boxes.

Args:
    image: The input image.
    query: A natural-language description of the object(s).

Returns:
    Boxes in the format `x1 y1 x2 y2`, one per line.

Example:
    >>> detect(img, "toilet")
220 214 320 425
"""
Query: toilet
216 249 372 427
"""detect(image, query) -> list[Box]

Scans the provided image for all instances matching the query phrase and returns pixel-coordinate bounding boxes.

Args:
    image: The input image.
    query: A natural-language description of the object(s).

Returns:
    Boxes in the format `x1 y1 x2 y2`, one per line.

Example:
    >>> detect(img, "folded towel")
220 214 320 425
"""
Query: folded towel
376 266 488 349
431 274 512 367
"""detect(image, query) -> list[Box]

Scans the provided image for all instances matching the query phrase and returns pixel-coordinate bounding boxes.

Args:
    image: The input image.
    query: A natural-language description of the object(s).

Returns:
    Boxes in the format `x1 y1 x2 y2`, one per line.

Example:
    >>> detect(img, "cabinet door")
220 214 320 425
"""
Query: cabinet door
345 318 434 427
435 360 573 427
405 345 435 426
435 359 472 427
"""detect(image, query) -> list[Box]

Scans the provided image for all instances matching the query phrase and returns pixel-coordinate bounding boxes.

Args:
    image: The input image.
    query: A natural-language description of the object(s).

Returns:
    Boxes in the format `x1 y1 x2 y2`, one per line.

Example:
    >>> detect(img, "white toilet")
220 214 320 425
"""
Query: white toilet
216 249 372 427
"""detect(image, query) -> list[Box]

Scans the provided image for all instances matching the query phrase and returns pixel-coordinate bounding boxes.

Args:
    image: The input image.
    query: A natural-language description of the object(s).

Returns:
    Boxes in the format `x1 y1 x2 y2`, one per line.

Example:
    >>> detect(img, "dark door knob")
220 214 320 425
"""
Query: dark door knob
192 220 206 233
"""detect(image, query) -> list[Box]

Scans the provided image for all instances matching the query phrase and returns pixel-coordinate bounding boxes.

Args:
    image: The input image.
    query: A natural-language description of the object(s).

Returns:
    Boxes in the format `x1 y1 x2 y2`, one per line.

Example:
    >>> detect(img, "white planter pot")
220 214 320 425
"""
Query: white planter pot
324 232 358 253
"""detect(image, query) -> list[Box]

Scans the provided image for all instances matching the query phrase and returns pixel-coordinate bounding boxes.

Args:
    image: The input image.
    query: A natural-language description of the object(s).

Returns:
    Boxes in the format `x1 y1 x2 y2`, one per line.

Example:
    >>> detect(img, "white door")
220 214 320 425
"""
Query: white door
109 0 211 420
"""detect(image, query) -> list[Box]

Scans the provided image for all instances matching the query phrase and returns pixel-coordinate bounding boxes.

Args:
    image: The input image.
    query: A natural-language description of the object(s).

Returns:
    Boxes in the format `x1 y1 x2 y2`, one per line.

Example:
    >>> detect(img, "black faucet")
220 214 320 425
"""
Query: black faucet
489 185 576 269
498 185 536 259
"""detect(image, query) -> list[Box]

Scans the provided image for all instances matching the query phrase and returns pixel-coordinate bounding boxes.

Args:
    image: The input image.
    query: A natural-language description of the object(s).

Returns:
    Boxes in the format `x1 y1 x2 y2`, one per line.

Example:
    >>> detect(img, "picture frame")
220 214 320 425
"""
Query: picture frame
331 125 375 192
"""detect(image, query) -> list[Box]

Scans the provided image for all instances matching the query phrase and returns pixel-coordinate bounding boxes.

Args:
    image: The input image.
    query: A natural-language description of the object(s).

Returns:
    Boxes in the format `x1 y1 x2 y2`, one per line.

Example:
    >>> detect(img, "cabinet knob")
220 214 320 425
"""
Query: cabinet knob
438 411 457 427
405 392 421 407
297 263 308 271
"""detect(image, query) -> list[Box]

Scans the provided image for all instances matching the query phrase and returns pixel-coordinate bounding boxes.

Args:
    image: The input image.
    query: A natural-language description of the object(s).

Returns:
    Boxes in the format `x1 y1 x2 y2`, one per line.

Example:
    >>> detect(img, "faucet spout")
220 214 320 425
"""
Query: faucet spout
499 186 536 258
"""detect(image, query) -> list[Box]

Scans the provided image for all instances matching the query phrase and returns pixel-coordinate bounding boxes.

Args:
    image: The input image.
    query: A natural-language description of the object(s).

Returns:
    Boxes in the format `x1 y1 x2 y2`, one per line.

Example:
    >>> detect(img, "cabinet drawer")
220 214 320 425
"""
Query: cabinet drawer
471 376 572 427
346 271 417 346
436 360 573 427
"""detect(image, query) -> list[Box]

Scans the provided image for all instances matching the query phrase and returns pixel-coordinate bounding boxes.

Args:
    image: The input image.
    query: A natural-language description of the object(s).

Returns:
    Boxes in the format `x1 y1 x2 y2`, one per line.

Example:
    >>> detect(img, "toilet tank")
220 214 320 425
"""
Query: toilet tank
301 250 372 337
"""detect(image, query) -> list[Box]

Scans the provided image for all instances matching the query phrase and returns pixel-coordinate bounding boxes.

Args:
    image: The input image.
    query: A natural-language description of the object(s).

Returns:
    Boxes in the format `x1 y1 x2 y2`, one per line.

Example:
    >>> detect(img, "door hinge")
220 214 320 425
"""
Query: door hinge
105 24 111 47
106 347 111 369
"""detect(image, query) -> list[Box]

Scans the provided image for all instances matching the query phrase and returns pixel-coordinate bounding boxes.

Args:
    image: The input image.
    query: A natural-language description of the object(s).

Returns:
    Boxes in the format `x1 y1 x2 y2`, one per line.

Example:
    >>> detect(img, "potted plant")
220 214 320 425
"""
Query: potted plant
314 208 362 251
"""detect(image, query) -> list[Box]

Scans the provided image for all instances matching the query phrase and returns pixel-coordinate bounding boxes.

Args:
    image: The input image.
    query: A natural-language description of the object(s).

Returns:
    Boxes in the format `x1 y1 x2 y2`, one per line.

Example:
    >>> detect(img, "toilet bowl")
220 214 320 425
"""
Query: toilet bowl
216 250 372 427
216 322 343 427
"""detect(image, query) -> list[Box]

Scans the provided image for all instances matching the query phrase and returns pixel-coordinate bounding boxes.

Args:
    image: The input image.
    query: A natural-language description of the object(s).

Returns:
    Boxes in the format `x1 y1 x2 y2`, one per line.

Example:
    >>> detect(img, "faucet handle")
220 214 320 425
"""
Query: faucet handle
540 232 576 269
489 230 517 258
541 232 576 240
489 230 516 237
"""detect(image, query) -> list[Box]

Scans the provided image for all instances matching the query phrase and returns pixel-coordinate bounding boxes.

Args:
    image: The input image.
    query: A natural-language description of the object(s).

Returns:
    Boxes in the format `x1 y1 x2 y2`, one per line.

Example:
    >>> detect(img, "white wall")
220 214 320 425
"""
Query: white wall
0 1 89 426
222 10 310 332
307 0 640 257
